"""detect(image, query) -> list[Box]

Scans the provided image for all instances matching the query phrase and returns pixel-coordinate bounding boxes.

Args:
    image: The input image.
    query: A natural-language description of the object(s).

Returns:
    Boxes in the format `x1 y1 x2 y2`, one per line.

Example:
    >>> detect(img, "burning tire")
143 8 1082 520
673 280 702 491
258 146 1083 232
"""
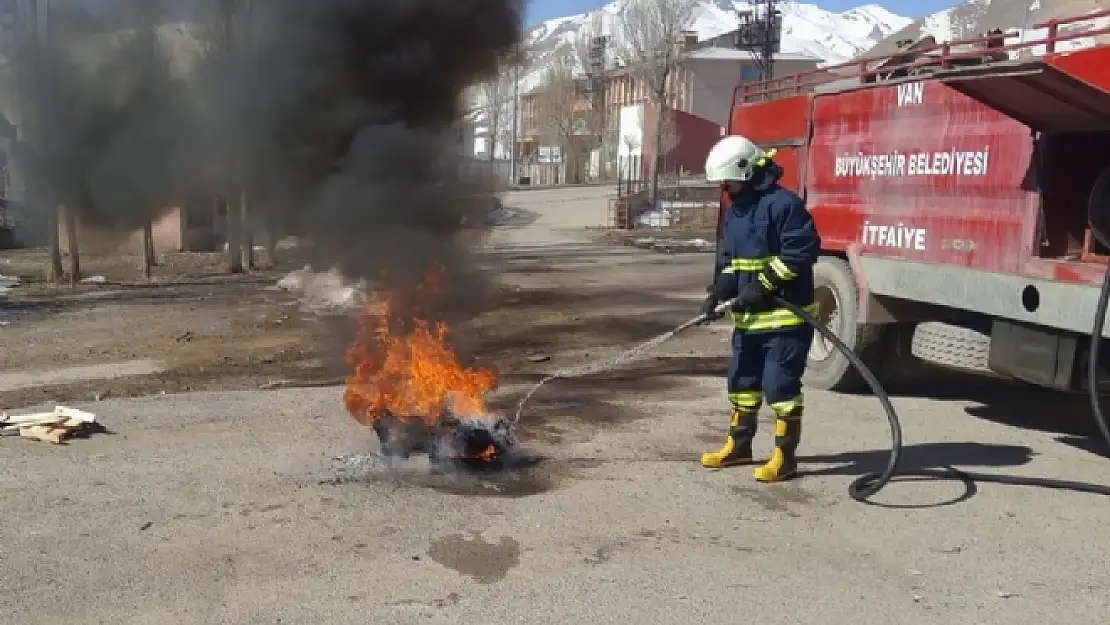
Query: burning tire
371 409 516 469
804 256 884 391
344 268 515 472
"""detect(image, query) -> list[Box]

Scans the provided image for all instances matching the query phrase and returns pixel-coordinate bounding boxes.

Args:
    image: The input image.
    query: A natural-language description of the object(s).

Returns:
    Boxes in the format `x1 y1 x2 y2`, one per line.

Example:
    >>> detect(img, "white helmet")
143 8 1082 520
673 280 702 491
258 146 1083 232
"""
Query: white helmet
704 135 776 182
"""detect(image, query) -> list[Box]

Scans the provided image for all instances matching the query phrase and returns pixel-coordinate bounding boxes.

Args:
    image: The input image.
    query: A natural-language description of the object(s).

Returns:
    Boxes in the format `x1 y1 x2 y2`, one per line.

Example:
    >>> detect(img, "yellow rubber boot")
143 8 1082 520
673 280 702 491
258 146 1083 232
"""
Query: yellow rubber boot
753 417 801 482
701 407 758 468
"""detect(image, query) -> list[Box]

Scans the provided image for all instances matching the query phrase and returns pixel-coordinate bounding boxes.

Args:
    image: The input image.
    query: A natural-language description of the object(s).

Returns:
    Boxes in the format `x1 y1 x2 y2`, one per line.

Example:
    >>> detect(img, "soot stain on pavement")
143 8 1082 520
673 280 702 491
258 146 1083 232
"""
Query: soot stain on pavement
422 468 554 498
327 453 557 498
428 533 521 584
730 484 814 515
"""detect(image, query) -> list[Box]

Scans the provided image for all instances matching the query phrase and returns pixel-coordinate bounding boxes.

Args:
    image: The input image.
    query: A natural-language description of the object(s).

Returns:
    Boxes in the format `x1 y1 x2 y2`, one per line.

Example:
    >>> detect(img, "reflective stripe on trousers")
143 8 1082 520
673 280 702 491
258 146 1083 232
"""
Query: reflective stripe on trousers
728 390 762 408
769 396 802 417
731 303 817 331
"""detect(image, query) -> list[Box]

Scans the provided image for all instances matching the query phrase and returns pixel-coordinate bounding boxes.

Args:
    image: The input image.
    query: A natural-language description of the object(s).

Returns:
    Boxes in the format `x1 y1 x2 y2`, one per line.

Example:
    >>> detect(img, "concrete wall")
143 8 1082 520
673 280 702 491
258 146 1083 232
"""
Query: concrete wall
57 207 180 256
641 104 723 177
55 205 225 256
684 57 822 128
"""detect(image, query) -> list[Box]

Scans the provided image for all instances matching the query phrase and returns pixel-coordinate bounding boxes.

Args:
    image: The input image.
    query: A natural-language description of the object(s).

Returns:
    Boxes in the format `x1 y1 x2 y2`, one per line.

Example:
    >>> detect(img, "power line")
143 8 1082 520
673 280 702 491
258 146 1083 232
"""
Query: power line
734 0 783 83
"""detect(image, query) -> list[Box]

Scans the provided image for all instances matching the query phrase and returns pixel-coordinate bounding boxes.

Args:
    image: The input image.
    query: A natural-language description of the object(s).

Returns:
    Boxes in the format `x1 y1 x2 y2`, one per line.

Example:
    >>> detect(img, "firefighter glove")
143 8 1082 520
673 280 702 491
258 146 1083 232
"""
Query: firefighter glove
698 288 725 323
732 282 773 312
713 272 739 301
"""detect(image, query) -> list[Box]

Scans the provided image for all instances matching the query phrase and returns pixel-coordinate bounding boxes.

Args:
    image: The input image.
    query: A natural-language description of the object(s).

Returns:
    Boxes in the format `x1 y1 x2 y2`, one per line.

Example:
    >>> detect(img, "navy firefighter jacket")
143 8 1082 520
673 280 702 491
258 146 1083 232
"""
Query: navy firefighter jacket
716 163 821 332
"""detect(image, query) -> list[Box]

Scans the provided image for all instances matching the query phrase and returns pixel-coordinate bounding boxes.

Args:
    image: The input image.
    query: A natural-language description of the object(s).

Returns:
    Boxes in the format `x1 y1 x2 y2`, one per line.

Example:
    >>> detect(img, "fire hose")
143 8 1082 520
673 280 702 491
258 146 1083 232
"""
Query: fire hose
514 180 1110 502
694 266 1110 503
513 293 900 502
516 275 1110 504
1086 171 1110 453
701 295 902 502
511 163 1110 503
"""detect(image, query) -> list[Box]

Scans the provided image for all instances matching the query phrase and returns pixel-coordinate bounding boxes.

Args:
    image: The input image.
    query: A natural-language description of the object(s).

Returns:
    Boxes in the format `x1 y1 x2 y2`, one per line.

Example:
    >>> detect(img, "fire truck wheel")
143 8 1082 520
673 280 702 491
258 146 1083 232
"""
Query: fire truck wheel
804 256 882 391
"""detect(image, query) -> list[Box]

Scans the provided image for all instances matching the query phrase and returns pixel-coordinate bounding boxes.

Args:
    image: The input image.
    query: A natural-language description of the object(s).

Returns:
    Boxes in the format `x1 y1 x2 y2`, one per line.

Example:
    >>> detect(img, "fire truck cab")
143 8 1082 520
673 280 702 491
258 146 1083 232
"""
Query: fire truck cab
723 10 1110 392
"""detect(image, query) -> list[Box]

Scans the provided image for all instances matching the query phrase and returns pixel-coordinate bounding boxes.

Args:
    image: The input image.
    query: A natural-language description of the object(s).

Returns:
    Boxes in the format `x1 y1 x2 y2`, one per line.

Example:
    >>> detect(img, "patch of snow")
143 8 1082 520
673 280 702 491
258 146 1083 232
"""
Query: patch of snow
277 266 366 313
636 208 674 228
1003 15 1110 58
487 205 520 225
0 274 20 295
627 236 716 253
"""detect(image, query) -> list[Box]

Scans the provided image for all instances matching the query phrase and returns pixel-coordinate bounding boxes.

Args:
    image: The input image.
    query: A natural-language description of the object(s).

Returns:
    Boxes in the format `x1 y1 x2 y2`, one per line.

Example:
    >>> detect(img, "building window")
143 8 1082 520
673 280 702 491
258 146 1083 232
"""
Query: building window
740 65 761 81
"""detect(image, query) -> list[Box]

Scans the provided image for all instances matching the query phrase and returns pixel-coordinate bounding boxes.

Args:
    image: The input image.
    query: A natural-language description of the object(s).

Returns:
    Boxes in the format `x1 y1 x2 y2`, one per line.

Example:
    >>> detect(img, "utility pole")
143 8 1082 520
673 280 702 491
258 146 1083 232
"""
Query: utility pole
735 0 783 88
580 33 610 182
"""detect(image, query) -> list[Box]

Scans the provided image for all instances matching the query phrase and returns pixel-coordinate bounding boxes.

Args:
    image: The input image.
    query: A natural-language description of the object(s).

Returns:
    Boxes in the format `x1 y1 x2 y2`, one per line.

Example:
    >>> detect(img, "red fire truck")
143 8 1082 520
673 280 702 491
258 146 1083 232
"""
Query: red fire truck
723 10 1110 392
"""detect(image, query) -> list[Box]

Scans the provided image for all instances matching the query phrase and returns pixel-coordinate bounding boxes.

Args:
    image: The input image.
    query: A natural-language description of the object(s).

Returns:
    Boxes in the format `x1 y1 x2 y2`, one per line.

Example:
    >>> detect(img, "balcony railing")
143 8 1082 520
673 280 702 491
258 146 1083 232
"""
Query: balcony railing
732 8 1110 105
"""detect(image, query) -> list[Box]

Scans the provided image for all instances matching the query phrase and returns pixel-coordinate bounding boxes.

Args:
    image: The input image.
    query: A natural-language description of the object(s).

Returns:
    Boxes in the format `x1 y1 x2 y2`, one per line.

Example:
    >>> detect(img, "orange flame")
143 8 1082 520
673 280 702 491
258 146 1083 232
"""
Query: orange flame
342 267 497 430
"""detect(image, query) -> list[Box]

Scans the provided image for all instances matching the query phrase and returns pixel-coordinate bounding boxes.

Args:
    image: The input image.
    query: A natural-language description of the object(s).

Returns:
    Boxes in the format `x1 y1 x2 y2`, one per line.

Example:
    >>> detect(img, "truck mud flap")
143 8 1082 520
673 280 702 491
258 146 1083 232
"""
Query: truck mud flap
938 60 1110 132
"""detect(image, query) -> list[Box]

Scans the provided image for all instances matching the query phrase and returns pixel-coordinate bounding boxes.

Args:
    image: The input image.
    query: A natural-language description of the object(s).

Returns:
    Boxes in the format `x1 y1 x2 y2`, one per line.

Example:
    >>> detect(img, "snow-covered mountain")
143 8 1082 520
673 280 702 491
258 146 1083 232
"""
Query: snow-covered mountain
468 1 909 156
516 0 911 92
868 0 1110 57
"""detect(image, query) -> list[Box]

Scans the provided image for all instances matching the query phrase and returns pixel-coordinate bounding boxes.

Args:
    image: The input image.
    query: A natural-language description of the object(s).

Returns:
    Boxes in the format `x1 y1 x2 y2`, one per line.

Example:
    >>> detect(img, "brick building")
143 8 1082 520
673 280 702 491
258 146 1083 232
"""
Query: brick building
516 31 822 185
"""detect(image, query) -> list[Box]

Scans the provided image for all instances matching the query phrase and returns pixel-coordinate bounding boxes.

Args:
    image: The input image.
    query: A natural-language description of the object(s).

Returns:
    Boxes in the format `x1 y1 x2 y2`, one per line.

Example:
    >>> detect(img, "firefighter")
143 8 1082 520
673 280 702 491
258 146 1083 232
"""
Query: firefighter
698 135 821 482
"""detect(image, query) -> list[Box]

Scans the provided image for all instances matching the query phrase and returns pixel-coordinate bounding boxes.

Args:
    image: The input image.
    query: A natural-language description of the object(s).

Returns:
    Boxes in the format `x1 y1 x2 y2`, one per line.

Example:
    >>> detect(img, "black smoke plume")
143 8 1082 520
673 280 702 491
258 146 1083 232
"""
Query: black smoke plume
8 0 196 238
200 0 524 321
11 0 523 322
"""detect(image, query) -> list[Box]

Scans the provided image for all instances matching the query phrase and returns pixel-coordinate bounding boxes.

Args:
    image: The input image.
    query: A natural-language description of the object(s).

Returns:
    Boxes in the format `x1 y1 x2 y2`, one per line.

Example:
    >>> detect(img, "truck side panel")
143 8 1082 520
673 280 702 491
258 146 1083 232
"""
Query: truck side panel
729 94 810 194
804 80 1038 275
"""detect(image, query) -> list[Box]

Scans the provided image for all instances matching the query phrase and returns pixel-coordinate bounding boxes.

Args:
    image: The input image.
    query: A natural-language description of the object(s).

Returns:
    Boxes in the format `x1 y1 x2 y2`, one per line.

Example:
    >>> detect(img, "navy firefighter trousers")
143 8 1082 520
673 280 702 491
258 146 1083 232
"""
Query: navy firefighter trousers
727 325 814 416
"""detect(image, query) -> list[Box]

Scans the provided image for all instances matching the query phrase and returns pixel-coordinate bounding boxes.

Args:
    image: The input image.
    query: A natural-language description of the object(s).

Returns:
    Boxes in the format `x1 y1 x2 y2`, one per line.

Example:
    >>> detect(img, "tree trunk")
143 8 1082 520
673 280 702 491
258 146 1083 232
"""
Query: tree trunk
225 195 244 273
145 220 157 266
240 186 254 270
64 206 79 285
142 222 154 278
48 206 63 282
651 102 666 204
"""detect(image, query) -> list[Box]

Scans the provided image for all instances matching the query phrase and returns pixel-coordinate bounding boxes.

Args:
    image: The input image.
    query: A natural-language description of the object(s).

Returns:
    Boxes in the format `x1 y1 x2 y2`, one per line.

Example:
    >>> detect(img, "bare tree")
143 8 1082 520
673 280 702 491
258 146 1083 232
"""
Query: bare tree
617 0 698 200
141 221 155 277
657 108 681 179
15 0 66 281
135 0 163 279
478 44 530 165
208 0 252 273
479 71 511 161
532 53 590 184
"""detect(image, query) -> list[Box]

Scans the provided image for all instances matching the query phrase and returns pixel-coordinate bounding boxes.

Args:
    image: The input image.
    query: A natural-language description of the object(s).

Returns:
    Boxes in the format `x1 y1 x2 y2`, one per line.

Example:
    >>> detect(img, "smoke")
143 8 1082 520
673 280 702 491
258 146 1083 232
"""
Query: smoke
12 0 523 322
10 0 196 234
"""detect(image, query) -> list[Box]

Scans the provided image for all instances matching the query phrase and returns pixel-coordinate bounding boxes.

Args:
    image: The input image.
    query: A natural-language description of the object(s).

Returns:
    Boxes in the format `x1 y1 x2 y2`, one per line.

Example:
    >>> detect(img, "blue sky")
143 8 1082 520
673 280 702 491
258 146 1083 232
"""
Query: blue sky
525 0 958 27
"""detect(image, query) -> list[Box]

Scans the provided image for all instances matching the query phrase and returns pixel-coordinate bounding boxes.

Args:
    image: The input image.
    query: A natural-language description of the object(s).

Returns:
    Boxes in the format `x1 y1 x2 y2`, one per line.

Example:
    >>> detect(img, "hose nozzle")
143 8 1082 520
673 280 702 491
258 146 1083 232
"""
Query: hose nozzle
714 298 738 316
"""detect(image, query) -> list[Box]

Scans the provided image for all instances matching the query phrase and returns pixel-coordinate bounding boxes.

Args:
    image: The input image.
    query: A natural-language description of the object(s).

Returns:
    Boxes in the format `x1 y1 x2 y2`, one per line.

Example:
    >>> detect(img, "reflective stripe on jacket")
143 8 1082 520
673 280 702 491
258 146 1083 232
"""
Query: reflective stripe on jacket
717 164 821 332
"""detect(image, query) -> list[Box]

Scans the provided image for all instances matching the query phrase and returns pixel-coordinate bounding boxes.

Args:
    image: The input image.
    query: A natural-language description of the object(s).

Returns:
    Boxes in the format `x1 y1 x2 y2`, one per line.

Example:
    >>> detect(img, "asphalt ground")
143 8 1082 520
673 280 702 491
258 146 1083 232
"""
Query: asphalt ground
1 185 1108 624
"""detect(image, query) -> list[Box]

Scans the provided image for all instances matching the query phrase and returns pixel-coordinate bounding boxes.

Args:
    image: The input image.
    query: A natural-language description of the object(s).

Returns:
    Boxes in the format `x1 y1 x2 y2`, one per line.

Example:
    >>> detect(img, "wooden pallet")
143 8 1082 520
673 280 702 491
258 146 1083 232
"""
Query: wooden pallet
607 197 633 230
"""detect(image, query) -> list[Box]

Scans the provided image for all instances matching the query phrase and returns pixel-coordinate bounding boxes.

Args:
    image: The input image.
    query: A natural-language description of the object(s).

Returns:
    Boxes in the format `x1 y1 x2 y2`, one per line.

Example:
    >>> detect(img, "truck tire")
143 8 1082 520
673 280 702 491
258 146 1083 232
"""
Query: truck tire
803 256 884 392
910 322 992 373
